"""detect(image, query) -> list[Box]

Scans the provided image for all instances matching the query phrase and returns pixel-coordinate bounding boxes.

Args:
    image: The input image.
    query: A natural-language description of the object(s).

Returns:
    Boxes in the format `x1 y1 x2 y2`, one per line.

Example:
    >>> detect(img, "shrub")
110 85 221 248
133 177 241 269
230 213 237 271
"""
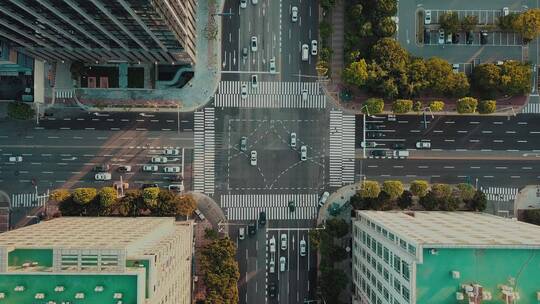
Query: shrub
392 99 413 113
429 100 445 112
320 21 333 40
7 102 35 120
413 101 423 112
98 187 118 208
397 190 413 209
359 180 381 198
410 180 429 197
456 97 478 113
142 187 160 208
522 209 540 225
382 180 404 200
478 100 496 114
49 189 70 203
72 188 97 205
363 98 384 114
456 183 476 201
431 183 453 199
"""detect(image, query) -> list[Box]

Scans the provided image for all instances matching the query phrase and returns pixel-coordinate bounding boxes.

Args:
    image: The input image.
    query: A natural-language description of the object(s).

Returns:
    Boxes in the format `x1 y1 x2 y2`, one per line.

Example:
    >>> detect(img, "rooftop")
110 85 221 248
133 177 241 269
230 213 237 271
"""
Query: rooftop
357 211 540 248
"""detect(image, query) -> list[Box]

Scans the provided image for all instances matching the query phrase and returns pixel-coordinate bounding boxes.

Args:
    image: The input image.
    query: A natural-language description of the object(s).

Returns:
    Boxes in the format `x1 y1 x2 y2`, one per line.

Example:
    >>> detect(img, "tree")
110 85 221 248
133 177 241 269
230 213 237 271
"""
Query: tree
456 97 478 113
7 102 35 120
382 180 404 200
342 59 369 87
424 57 453 95
362 98 384 114
439 11 460 34
419 191 438 210
326 218 349 238
142 187 160 208
429 101 445 112
466 190 487 212
498 13 519 31
205 228 219 240
371 38 409 74
72 188 97 205
58 196 83 216
360 21 373 37
522 209 540 225
446 72 470 97
117 190 145 216
153 190 177 216
512 9 540 42
309 229 322 249
349 3 363 20
478 100 497 114
374 0 397 17
406 58 429 96
413 101 423 111
375 17 397 37
431 183 453 199
410 180 429 197
500 60 532 95
392 99 413 113
49 189 70 203
350 193 378 210
456 183 476 201
319 268 348 302
397 190 413 209
472 63 501 97
175 194 197 217
98 187 117 208
359 180 381 198
320 0 336 11
319 21 333 40
438 196 460 211
461 15 478 32
200 237 240 304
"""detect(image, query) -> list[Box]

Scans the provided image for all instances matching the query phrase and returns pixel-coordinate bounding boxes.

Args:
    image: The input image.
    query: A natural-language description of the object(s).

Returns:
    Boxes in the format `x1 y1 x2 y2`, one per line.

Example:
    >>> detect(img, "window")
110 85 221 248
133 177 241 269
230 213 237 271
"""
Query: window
400 239 407 250
377 280 382 292
377 242 382 257
383 287 389 300
383 248 390 263
402 261 410 281
408 244 416 255
394 256 401 273
371 238 377 253
383 269 389 282
377 262 382 275
393 278 401 293
402 287 410 301
382 228 388 237
389 233 395 241
376 225 382 233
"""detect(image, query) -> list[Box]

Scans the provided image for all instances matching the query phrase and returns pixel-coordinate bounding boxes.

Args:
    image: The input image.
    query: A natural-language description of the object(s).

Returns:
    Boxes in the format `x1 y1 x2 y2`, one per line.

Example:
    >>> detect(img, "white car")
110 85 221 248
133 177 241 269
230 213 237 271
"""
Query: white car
279 256 286 272
251 36 258 52
252 0 257 4
290 132 297 148
164 148 179 155
269 237 276 253
151 156 168 164
416 141 431 149
94 172 112 181
241 84 248 99
361 141 377 148
318 191 330 208
239 227 245 240
291 6 298 22
8 156 22 162
240 0 247 8
452 63 460 73
251 74 258 88
142 165 158 172
301 44 309 61
164 166 180 173
311 40 318 56
281 233 287 250
250 150 257 166
301 88 308 101
300 145 307 161
502 7 509 16
300 239 307 256
269 57 276 72
424 10 431 24
438 29 445 45
269 259 275 273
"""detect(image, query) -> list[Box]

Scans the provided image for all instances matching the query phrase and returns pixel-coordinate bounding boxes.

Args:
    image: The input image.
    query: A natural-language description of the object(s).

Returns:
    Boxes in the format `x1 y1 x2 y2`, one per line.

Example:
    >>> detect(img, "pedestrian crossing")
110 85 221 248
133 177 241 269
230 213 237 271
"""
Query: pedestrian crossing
55 89 74 98
193 108 215 195
521 103 540 114
220 194 318 220
214 81 326 108
329 111 356 187
11 190 50 208
481 186 519 202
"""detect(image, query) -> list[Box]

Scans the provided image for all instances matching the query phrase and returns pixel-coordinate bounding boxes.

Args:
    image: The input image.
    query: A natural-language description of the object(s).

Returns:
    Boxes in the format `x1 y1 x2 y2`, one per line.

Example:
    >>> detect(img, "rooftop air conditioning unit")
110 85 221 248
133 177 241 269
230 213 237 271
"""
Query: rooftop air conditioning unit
483 291 492 300
456 292 464 300
452 270 460 279
430 249 438 255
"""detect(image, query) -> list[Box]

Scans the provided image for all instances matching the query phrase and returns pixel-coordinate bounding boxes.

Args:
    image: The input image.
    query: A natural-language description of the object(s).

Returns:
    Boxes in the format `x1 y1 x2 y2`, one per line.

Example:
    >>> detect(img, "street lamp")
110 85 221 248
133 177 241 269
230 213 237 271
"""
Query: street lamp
359 105 378 159
421 107 435 129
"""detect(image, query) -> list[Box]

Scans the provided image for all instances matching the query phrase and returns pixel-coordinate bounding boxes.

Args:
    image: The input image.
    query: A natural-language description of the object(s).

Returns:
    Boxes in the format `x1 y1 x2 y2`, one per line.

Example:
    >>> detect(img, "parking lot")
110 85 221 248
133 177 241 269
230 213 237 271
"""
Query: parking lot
424 30 522 47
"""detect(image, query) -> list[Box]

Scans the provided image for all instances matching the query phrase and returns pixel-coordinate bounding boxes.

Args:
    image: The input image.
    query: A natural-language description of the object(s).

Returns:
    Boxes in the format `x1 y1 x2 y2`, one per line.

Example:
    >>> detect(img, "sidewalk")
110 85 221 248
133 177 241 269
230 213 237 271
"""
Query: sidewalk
356 149 540 160
190 192 226 231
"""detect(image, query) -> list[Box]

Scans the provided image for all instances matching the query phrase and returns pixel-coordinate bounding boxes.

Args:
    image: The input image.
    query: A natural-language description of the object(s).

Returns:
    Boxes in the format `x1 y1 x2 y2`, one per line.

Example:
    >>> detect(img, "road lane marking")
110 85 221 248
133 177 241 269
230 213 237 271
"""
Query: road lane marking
34 127 44 130
530 131 540 134
522 167 533 170
433 130 443 133
444 139 455 142
469 139 480 142
470 166 480 169
24 136 33 139
493 122 503 125
397 120 408 123
367 165 378 168
483 175 494 178
60 127 71 130
418 166 429 168
97 137 108 140
76 118 84 121
392 165 404 168
73 136 83 139
469 121 480 124
510 176 520 178
507 149 519 152
493 140 504 142
136 128 147 131
495 167 507 169
432 175 440 177
505 131 516 134
481 149 492 151
30 162 41 165
518 122 528 125
120 137 133 140
481 130 493 133
517 140 528 143
443 166 455 169
457 130 468 133
166 120 174 123
444 121 455 124
85 128 95 130
47 136 59 139
410 130 420 133
162 128 172 131
121 119 129 122
456 149 467 151
42 171 53 174
41 154 52 156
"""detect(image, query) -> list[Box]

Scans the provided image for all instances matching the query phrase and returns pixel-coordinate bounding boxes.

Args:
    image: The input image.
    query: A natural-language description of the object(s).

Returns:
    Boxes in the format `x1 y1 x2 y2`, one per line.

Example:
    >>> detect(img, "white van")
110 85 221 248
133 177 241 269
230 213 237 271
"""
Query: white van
301 44 309 61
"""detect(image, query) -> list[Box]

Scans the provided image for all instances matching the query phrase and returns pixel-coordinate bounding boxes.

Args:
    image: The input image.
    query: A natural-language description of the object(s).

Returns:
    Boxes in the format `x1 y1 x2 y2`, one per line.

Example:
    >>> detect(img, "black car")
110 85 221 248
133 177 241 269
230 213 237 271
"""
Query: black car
480 31 488 45
248 221 257 236
371 150 386 157
259 211 266 226
117 165 130 173
466 31 474 44
93 164 110 172
167 175 183 182
452 33 460 44
423 28 430 44
367 132 384 139
366 124 381 130
392 143 406 150
268 283 277 298
141 183 158 189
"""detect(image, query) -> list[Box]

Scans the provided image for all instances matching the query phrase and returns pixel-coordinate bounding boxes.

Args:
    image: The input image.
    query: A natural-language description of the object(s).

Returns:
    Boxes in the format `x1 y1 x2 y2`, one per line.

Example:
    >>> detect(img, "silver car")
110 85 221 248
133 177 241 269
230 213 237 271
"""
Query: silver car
250 150 257 166
300 145 307 161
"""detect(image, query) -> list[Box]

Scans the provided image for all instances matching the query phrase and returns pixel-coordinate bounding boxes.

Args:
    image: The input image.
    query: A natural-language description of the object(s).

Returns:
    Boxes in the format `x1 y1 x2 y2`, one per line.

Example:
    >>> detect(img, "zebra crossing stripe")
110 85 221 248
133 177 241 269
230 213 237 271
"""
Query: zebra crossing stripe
193 108 215 195
480 186 519 201
329 111 356 187
220 194 319 220
521 103 540 114
11 191 50 208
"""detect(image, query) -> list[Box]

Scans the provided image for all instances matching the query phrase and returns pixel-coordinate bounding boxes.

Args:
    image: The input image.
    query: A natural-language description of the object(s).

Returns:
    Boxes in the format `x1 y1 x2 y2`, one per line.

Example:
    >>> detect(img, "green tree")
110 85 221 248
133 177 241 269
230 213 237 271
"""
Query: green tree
500 60 532 95
410 180 429 197
472 63 501 98
424 57 453 95
320 0 336 11
439 11 460 34
375 17 397 37
512 9 540 42
419 191 438 210
466 190 487 212
438 196 461 211
382 180 404 200
342 59 369 87
498 13 519 31
72 188 97 205
461 15 478 32
362 98 385 114
406 58 429 96
392 99 413 113
456 183 476 201
326 218 349 238
152 190 177 216
360 21 373 37
429 101 445 112
200 237 240 304
142 187 160 208
478 100 497 114
319 268 348 302
371 38 409 74
319 21 333 40
49 189 70 203
431 183 453 199
117 190 145 216
397 190 413 209
413 101 423 111
98 187 117 208
175 194 197 217
309 229 322 249
446 72 470 97
374 0 397 17
204 228 219 240
456 97 478 113
7 102 35 120
359 180 381 198
522 209 540 225
58 196 83 216
349 3 363 20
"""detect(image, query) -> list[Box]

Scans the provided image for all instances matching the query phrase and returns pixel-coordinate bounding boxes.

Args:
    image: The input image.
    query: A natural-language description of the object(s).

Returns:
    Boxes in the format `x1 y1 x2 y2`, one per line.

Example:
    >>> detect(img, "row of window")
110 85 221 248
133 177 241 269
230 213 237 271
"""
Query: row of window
356 268 410 304
359 232 410 282
355 216 417 256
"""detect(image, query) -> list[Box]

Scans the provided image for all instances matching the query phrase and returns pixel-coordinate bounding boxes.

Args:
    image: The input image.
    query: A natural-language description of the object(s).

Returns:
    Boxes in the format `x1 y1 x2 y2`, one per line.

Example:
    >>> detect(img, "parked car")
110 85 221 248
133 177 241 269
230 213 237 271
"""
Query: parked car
239 227 245 240
424 10 431 24
268 283 277 298
242 47 248 60
241 84 248 99
416 141 431 149
251 36 258 51
142 165 158 172
300 239 307 256
452 33 460 44
446 33 452 44
269 57 276 72
166 174 183 182
480 31 488 45
240 136 247 151
269 259 275 273
164 166 180 173
301 44 309 61
251 0 257 4
318 191 330 208
291 6 298 22
424 29 431 43
269 237 276 253
452 63 460 73
251 74 258 88
250 150 257 166
280 256 286 272
281 233 287 250
240 0 247 8
392 143 406 150
438 29 445 44
371 150 386 157
151 156 168 163
466 31 474 44
141 183 158 189
290 132 297 148
168 184 184 192
311 40 318 55
164 148 179 155
361 141 377 148
8 156 22 162
94 172 111 181
300 145 307 161
93 164 110 172
117 165 131 173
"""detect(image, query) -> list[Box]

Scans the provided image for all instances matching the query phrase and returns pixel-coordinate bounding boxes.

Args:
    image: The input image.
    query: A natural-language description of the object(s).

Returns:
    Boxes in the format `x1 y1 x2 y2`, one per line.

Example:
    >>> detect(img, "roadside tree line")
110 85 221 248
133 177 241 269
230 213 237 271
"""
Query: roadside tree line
363 96 498 114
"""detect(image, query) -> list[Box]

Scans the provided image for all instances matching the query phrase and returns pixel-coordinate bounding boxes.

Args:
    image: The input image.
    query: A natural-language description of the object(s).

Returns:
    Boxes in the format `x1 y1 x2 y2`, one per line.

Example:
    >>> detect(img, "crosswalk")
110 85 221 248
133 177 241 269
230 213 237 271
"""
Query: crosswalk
214 81 326 108
55 89 75 98
521 103 540 114
220 194 318 220
329 111 356 187
193 108 215 195
11 190 50 208
481 187 519 202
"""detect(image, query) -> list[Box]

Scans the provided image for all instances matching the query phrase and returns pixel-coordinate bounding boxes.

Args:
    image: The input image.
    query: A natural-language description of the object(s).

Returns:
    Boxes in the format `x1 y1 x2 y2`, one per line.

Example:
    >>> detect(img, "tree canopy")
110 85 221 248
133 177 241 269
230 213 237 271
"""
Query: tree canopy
72 188 97 205
200 237 240 304
359 180 381 198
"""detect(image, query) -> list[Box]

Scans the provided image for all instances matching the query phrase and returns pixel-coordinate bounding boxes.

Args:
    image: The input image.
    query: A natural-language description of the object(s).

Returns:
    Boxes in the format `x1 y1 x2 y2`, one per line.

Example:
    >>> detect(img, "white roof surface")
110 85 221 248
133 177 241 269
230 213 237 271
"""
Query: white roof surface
358 211 540 248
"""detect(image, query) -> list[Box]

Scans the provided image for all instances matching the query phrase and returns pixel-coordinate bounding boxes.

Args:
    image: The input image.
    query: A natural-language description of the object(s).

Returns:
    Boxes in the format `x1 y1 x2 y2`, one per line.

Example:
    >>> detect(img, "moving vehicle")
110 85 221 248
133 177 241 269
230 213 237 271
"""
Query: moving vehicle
239 227 245 240
142 165 158 172
242 47 248 60
259 211 266 226
251 36 258 52
361 141 377 148
438 29 445 44
416 141 431 149
311 40 318 55
93 164 110 172
248 221 257 235
252 0 257 5
291 6 298 22
164 166 180 173
164 148 179 155
452 63 460 73
269 237 276 253
251 74 258 88
301 88 308 101
151 156 168 164
424 10 431 24
480 31 488 45
281 233 287 250
268 283 277 298
8 156 22 162
240 0 247 8
300 239 307 256
194 209 205 220
300 145 307 161
318 191 330 207
141 183 158 189
117 165 131 173
241 84 248 99
250 150 257 166
269 57 276 72
290 132 297 148
94 172 111 181
371 150 386 157
168 184 184 192
393 150 410 158
502 7 509 16
301 44 309 61
240 136 247 151
279 256 286 272
269 259 275 273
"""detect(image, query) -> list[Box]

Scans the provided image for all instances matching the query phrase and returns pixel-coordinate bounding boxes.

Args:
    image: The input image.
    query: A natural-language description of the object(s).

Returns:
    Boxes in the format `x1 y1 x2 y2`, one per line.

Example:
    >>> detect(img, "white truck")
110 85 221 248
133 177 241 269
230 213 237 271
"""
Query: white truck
393 150 409 158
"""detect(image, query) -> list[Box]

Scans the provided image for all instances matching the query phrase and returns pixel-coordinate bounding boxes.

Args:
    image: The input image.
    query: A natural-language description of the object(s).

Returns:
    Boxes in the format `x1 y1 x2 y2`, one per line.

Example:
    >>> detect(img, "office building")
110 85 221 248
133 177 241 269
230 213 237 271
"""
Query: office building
0 217 193 304
352 211 540 304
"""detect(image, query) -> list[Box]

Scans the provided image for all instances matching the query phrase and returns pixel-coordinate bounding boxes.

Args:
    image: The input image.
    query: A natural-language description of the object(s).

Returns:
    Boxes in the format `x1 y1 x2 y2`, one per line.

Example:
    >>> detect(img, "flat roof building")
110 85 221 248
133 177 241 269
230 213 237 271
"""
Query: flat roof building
0 0 196 64
352 211 540 304
0 217 193 304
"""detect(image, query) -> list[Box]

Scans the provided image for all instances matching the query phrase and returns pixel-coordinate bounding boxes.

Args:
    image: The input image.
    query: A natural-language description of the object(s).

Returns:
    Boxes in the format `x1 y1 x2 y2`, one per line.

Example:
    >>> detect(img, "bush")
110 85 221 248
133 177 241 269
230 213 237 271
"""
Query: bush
98 187 118 208
7 102 35 120
142 187 160 208
456 183 476 201
431 183 453 199
363 98 384 114
359 180 381 198
49 189 70 203
382 180 404 200
522 209 540 225
466 190 487 212
410 180 429 197
478 100 496 114
392 99 413 113
72 188 97 205
413 101 423 112
429 101 445 112
175 194 197 217
419 191 438 210
456 97 478 113
397 190 413 209
320 21 333 40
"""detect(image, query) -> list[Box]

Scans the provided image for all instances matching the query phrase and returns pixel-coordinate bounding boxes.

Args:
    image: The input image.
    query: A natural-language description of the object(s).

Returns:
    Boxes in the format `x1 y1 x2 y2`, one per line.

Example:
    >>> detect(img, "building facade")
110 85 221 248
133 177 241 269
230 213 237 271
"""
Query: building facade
0 217 194 304
352 211 540 304
0 0 196 64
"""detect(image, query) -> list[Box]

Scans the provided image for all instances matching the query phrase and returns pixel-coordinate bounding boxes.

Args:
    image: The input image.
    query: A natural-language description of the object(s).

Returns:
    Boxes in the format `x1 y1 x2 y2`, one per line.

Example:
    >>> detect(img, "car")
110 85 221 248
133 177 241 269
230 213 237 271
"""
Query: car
446 33 452 44
367 132 384 139
141 183 158 189
269 259 275 273
288 200 296 212
8 156 22 162
300 145 307 161
194 209 205 220
416 141 431 149
361 141 377 148
301 44 309 61
151 156 167 164
366 124 381 130
240 0 247 8
164 166 180 173
466 31 474 44
438 29 445 44
371 150 386 157
250 150 257 166
279 256 286 272
94 172 111 181
269 57 276 72
290 132 297 148
452 63 460 73
239 227 245 240
251 0 257 4
269 237 276 253
164 148 179 155
117 165 131 173
480 30 488 45
93 164 110 172
392 143 406 150
142 165 158 172
291 6 298 22
250 36 257 51
300 239 307 256
318 191 330 207
311 40 318 55
424 10 431 24
268 283 277 298
241 84 248 99
251 74 258 88
166 174 183 182
281 233 287 250
452 33 460 44
113 181 129 190
423 29 430 43
259 211 266 226
301 88 308 101
242 47 248 60
502 7 509 16
240 136 247 151
168 184 184 192
248 221 257 235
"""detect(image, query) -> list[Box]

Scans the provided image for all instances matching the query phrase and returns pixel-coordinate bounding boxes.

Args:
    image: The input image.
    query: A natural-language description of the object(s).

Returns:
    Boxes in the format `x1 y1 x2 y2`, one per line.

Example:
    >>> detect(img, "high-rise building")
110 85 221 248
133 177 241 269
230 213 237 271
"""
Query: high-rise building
0 217 193 304
0 0 196 64
352 211 540 304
